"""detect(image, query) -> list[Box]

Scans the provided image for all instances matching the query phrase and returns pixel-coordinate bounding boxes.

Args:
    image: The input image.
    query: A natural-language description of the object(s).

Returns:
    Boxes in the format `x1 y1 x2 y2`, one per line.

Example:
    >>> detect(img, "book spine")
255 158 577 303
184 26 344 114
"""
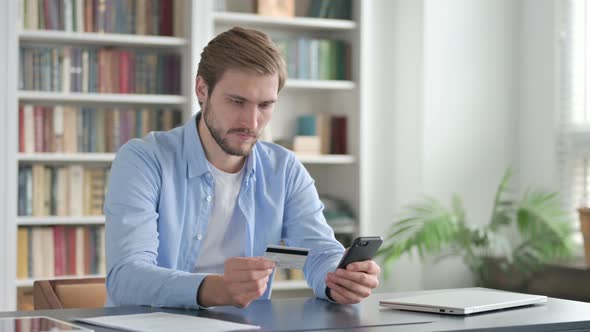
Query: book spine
17 228 29 279
66 226 77 275
53 226 66 276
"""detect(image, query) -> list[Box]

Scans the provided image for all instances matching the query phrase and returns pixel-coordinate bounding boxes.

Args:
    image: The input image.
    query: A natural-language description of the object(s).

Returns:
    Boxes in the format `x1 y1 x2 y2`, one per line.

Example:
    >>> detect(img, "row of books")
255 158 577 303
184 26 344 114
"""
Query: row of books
18 104 182 153
294 114 347 155
275 38 350 81
17 225 106 279
19 0 175 36
307 0 352 19
321 195 356 231
19 46 181 94
18 165 109 217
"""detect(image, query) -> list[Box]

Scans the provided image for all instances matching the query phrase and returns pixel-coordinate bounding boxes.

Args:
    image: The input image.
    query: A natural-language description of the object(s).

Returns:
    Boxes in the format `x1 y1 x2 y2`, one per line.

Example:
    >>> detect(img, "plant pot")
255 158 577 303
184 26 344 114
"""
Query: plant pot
482 257 529 292
577 208 590 267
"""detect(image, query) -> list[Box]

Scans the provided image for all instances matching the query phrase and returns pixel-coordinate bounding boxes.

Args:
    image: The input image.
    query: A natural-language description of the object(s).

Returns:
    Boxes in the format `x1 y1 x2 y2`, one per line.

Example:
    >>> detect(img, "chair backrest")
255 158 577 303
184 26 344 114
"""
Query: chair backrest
33 278 106 310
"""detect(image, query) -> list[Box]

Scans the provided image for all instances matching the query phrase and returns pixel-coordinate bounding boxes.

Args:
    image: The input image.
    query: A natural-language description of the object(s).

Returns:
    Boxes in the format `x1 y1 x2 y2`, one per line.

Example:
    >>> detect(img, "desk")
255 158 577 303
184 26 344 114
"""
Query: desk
1 289 590 331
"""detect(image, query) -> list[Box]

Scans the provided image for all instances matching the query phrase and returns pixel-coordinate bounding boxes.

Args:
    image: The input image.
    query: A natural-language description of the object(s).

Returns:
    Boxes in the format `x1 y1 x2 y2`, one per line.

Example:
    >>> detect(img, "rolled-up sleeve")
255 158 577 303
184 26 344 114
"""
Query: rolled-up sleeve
281 155 345 301
104 139 206 308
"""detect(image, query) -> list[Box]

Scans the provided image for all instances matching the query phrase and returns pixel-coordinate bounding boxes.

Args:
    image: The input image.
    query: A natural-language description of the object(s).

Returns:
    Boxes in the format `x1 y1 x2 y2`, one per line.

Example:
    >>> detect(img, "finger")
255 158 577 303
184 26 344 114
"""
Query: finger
235 282 269 305
346 260 381 275
335 269 379 289
224 269 273 282
226 257 276 271
325 280 362 304
329 287 360 305
327 273 372 298
227 276 270 294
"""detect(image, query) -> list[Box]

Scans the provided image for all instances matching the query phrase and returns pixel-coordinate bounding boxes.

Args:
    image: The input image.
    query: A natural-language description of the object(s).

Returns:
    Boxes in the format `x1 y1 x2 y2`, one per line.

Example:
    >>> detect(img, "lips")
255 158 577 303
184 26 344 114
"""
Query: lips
234 132 256 141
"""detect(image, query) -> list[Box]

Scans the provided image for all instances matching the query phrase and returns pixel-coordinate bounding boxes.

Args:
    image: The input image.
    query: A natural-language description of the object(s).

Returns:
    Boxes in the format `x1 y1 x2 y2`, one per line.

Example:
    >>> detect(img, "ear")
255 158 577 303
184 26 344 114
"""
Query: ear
195 76 209 105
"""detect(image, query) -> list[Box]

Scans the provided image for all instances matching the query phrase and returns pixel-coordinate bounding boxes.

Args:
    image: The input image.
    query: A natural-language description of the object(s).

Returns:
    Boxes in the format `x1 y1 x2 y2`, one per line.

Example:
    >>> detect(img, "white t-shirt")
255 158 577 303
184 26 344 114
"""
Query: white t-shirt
194 162 245 274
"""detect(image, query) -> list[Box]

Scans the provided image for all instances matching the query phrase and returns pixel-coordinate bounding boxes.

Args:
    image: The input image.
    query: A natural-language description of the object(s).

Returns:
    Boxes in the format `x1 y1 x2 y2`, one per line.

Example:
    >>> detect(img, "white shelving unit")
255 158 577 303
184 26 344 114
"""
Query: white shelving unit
1 0 203 311
17 216 105 226
213 12 356 30
285 79 355 90
17 91 187 106
296 154 356 164
19 30 188 47
18 153 115 163
0 0 367 308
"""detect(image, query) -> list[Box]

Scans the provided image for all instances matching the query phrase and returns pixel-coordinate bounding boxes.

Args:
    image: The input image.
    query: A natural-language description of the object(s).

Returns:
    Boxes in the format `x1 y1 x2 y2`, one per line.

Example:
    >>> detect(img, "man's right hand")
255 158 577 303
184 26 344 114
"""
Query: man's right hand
197 257 275 308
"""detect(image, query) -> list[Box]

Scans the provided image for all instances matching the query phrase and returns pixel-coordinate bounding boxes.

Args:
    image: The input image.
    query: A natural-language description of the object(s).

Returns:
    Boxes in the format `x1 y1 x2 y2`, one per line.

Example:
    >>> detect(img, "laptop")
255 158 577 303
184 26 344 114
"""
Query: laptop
379 288 548 315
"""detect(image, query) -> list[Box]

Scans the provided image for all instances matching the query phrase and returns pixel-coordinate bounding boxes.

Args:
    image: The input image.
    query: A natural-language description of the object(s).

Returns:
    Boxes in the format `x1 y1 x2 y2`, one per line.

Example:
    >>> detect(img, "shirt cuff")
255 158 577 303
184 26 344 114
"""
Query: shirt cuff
195 274 215 309
166 272 208 309
325 287 338 303
312 255 341 302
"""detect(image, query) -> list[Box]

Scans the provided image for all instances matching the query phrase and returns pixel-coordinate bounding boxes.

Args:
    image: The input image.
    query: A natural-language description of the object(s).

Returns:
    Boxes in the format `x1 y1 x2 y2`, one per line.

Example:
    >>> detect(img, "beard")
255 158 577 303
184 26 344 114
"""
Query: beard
203 100 259 156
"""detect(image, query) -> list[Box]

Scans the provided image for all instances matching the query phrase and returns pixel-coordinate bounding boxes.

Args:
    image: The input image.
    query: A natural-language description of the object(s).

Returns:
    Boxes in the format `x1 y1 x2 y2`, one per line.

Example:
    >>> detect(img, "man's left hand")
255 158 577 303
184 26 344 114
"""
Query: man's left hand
325 260 381 304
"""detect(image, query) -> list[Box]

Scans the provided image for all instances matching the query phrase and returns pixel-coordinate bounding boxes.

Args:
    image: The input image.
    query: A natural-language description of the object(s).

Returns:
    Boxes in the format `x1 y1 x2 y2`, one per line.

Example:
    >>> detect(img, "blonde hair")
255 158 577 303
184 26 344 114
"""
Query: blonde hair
197 26 287 96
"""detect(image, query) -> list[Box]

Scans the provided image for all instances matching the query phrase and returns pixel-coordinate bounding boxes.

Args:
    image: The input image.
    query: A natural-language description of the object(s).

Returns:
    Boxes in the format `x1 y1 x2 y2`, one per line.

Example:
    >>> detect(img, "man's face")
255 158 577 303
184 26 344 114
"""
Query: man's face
199 69 278 156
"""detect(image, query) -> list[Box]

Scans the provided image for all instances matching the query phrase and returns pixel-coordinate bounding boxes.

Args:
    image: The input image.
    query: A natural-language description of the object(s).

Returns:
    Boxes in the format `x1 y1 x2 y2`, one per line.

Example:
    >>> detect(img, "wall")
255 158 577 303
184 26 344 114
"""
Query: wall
361 0 425 292
517 0 559 192
365 0 529 292
420 0 519 289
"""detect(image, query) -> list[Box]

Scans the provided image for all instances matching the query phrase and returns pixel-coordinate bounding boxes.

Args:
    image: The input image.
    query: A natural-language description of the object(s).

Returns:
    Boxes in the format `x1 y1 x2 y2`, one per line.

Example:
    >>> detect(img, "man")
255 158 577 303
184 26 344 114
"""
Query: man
105 27 380 309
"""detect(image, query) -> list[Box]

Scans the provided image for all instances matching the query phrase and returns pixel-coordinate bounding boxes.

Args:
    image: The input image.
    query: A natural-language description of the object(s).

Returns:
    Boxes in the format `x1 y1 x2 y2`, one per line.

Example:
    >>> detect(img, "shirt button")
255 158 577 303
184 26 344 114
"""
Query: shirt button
206 195 212 202
197 234 203 240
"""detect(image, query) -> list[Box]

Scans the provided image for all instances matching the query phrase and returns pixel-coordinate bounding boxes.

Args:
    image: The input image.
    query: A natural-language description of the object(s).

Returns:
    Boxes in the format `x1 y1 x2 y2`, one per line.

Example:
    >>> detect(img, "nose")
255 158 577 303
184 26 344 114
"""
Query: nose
240 104 258 131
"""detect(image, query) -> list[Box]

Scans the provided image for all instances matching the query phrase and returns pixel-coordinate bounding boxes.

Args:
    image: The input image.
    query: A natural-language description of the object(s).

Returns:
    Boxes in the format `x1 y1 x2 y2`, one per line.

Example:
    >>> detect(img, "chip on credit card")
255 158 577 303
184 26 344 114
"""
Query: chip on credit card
263 245 309 269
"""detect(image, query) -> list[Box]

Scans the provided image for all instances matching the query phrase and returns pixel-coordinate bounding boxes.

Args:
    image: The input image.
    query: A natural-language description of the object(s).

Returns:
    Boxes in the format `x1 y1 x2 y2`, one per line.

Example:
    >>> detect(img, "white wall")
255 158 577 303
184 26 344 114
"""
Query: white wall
420 0 519 289
361 0 425 292
365 0 528 291
518 0 559 192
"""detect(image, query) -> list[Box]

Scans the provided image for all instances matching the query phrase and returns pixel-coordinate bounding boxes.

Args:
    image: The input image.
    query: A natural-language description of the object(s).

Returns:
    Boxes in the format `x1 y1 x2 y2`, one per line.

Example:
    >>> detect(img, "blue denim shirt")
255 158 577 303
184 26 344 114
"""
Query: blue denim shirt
104 113 345 308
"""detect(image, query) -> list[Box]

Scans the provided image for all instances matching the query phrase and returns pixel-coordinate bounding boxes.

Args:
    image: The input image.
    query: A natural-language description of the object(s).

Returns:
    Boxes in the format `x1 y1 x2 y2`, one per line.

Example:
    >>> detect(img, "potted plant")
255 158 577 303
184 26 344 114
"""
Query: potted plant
376 168 576 287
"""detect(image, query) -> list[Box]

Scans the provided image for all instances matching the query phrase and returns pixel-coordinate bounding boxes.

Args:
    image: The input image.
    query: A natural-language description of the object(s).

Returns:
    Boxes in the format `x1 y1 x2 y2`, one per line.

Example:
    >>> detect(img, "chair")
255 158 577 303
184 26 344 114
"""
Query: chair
33 278 106 310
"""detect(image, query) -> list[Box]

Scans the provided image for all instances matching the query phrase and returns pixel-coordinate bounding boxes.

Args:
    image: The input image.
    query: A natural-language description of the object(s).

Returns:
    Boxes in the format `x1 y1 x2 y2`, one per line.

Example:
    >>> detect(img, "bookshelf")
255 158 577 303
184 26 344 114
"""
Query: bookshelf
0 0 366 309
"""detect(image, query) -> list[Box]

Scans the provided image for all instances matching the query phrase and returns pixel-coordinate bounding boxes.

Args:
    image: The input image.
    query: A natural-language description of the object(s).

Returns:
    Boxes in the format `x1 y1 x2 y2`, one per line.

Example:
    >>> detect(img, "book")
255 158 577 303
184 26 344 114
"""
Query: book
53 226 66 276
294 136 321 155
257 0 294 17
296 114 332 154
17 228 29 279
75 226 85 276
69 165 84 216
331 116 347 154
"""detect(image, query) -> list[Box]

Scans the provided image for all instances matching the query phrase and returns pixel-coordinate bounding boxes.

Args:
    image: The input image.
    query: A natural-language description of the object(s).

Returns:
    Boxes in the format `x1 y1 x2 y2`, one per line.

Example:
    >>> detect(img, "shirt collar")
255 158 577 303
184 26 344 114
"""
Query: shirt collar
183 112 257 179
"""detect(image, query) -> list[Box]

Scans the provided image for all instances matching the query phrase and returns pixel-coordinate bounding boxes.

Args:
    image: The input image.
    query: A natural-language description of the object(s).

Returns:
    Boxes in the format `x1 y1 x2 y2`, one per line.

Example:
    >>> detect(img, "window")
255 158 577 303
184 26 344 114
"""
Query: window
559 0 590 242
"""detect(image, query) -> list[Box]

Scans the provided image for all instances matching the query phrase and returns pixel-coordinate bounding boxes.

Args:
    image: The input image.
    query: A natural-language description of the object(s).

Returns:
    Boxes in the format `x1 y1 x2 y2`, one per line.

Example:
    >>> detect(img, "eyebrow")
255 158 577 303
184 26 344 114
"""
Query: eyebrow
225 93 277 104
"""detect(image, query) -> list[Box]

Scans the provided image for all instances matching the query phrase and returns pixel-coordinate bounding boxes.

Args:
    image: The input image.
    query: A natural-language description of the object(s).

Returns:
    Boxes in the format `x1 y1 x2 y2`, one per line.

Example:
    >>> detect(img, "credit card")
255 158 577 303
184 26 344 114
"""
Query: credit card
263 245 310 269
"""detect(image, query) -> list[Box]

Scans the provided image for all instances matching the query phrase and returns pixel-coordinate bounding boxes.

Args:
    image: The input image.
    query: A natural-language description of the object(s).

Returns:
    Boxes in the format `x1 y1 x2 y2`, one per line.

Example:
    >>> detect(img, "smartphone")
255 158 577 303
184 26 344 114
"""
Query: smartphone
336 236 383 269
